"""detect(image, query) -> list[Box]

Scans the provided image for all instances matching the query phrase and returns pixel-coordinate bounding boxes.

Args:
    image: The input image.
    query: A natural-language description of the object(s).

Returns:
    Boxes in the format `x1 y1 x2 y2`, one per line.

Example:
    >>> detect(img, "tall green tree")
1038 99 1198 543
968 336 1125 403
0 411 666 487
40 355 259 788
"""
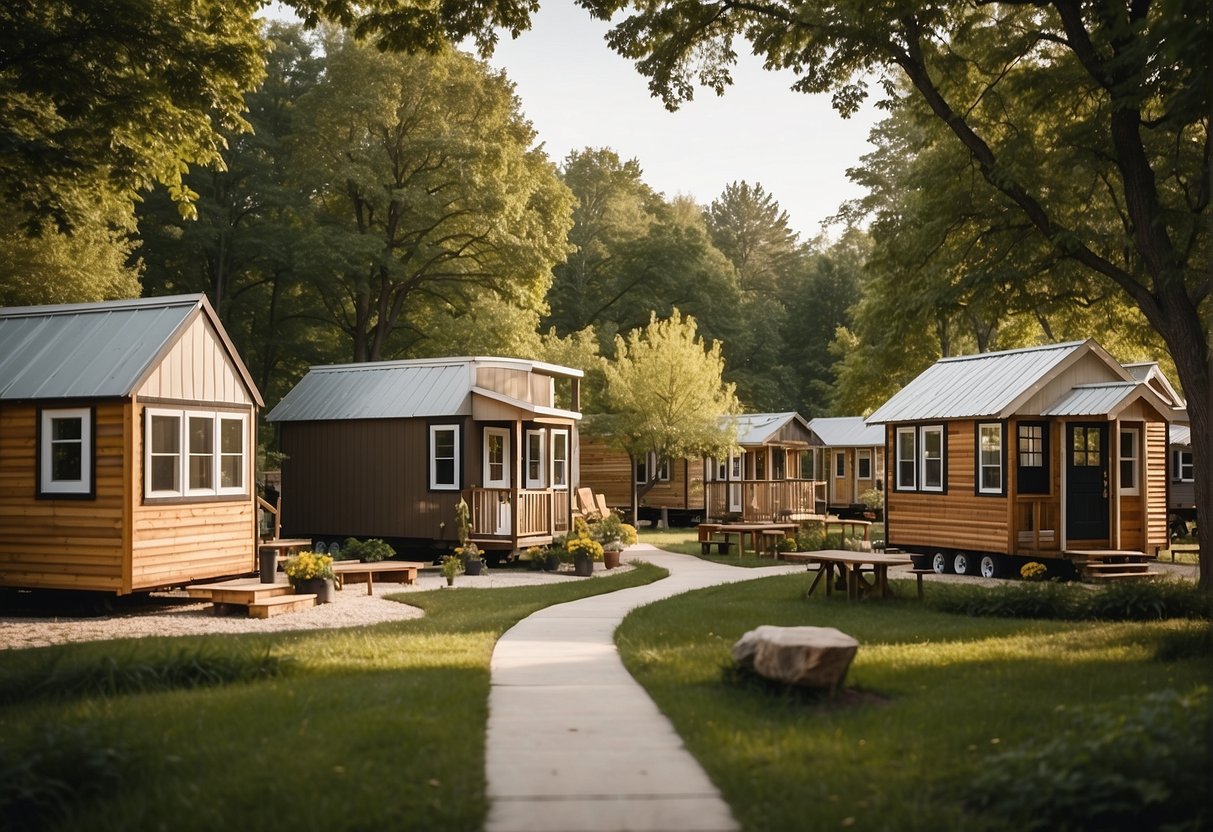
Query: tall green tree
291 31 574 362
593 310 740 524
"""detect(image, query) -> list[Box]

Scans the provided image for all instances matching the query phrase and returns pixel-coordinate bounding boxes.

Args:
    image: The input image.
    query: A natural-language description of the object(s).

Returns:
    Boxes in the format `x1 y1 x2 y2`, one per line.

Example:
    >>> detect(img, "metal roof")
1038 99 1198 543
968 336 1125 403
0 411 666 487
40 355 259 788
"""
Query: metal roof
809 416 884 448
1041 382 1140 416
266 356 582 422
730 412 811 446
0 295 205 400
867 341 1099 423
1123 361 1185 407
1170 423 1191 446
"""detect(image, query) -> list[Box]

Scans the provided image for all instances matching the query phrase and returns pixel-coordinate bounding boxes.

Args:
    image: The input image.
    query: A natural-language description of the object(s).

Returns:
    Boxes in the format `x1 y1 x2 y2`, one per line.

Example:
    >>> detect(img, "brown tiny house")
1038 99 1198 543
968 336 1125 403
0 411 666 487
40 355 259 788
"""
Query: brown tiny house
808 417 886 517
0 295 263 595
868 340 1178 578
267 357 581 555
579 436 706 525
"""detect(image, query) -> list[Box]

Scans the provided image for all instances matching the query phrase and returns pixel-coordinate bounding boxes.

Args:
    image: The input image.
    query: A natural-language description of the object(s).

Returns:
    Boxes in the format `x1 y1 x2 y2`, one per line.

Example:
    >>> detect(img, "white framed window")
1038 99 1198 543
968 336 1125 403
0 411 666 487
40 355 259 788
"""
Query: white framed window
39 407 92 496
635 453 670 484
1120 428 1139 495
551 430 569 489
978 423 1003 494
525 429 546 489
429 424 460 490
656 455 671 482
834 451 846 478
145 408 248 498
483 427 510 488
896 427 917 490
920 425 944 492
857 449 872 480
1173 449 1194 482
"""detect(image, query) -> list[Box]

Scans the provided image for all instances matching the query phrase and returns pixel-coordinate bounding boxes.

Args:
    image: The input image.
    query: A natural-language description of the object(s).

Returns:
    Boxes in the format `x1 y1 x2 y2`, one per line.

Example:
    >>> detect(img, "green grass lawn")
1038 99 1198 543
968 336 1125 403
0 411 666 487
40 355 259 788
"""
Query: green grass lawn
616 573 1211 832
0 564 666 832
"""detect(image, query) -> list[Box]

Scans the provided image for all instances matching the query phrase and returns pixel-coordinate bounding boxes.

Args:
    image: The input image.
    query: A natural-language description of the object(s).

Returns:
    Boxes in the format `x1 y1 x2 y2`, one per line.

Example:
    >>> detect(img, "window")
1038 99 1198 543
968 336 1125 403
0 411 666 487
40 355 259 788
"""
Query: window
799 450 814 480
754 451 766 480
1120 428 1139 495
857 450 872 480
635 454 648 484
483 427 510 488
39 408 92 496
551 431 569 489
772 450 786 480
636 453 670 483
1019 424 1043 467
920 426 944 491
896 427 917 490
1174 449 1194 482
1017 422 1050 494
978 423 1003 495
834 451 846 478
145 408 248 498
656 456 671 482
1072 426 1102 467
525 429 546 489
429 425 460 490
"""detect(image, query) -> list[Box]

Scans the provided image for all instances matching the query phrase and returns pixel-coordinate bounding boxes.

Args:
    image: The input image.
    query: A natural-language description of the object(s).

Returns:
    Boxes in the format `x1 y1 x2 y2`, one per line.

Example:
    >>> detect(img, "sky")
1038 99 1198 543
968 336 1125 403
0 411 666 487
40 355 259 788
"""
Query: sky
483 5 882 240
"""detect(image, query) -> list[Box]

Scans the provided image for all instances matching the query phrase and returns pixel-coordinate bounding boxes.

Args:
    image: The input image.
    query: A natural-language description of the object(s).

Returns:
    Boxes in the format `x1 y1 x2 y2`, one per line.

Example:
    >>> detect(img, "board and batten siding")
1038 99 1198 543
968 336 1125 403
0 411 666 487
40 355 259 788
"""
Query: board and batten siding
136 313 253 405
0 402 126 591
280 418 461 542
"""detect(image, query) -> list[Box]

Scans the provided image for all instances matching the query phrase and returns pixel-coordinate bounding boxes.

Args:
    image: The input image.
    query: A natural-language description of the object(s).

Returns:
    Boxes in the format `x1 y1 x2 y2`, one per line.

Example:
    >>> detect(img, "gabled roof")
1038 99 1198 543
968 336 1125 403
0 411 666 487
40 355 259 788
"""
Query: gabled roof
866 340 1132 423
1170 423 1191 447
0 294 262 405
809 416 884 448
1041 382 1175 420
1123 361 1185 408
730 412 812 446
266 356 581 423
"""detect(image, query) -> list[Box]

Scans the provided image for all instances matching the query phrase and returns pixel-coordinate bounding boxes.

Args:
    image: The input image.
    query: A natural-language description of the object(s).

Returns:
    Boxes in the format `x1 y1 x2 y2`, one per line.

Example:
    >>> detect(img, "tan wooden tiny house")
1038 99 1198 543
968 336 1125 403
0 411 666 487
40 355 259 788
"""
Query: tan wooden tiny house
579 436 705 522
868 340 1178 577
808 417 886 516
0 295 263 595
267 357 581 554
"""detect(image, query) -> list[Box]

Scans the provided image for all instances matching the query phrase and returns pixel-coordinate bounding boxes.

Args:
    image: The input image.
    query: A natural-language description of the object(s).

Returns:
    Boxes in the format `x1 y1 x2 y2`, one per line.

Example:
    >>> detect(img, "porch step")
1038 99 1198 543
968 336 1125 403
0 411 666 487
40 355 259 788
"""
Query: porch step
187 580 296 606
1069 550 1158 582
248 594 317 619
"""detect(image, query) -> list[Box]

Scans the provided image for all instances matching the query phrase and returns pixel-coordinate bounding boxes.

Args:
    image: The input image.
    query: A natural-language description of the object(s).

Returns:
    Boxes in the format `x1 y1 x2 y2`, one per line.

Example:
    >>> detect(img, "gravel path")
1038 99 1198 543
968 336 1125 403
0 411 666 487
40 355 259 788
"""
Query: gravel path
0 565 632 651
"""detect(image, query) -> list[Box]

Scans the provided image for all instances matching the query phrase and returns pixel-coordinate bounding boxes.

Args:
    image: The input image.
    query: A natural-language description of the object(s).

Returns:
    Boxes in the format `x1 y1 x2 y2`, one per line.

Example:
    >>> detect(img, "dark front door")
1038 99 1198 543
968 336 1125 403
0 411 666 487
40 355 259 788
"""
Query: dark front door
1066 423 1109 541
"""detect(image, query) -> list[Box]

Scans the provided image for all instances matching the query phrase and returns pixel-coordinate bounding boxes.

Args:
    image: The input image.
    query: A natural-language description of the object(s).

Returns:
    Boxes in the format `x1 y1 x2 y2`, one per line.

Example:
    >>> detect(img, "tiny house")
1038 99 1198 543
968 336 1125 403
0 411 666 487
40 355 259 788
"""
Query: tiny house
808 416 885 516
579 436 705 525
703 412 825 522
867 340 1178 577
0 295 263 595
266 357 581 555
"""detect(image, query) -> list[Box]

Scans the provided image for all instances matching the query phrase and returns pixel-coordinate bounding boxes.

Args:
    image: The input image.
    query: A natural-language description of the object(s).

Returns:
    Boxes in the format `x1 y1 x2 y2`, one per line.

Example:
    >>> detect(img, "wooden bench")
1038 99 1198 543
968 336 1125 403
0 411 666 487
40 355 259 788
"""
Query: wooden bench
249 594 317 619
907 568 933 600
761 529 786 558
698 523 722 554
331 561 425 595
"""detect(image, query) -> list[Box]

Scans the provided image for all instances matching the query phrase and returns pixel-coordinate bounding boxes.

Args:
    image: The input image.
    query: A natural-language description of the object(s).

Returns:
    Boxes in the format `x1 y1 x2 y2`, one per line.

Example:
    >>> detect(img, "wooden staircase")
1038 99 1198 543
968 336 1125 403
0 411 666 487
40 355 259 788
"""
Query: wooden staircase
187 579 317 617
1067 550 1161 582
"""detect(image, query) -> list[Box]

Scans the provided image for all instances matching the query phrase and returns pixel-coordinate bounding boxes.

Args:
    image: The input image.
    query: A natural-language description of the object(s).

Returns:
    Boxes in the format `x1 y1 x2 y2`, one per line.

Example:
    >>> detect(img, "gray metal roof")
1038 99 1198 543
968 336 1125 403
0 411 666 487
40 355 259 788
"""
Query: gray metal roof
0 295 203 400
1123 361 1185 407
809 416 884 448
265 356 582 422
1041 382 1140 416
867 341 1093 423
730 412 811 446
1170 423 1191 446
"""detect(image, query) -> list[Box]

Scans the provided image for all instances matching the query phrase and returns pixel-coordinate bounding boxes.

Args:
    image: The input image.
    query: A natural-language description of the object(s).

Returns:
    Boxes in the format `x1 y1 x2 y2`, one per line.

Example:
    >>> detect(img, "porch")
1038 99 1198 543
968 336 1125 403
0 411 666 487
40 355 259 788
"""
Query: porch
466 487 572 549
1015 495 1060 554
704 479 826 522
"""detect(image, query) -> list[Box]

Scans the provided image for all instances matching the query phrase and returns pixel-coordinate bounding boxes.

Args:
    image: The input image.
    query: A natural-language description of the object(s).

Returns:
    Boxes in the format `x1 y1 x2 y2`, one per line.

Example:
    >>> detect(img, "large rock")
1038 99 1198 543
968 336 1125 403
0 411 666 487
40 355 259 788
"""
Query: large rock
731 625 859 692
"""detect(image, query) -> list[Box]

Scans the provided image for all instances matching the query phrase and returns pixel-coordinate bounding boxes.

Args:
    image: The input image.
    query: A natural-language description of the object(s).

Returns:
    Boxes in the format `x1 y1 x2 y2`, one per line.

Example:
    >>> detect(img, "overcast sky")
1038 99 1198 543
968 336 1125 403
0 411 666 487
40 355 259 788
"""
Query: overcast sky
484 4 881 240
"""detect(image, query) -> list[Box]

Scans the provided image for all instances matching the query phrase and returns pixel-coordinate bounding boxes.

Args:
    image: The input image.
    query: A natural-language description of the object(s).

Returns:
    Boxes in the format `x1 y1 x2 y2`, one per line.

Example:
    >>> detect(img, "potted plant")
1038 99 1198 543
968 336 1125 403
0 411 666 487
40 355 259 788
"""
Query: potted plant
566 517 603 577
451 497 483 574
441 553 464 586
457 541 485 576
543 541 563 572
591 514 637 569
283 551 335 603
860 488 884 521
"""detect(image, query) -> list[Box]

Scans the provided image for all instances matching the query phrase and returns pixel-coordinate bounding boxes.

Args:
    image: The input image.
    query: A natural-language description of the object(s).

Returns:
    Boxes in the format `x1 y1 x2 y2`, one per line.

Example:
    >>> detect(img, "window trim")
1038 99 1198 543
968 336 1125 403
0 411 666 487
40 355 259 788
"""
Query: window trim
144 408 249 500
1119 427 1140 496
525 428 546 489
1173 449 1194 483
834 450 846 479
429 423 461 491
857 449 872 481
636 452 671 484
976 422 1005 496
895 427 917 491
919 425 945 493
550 430 569 490
483 426 511 489
38 406 94 498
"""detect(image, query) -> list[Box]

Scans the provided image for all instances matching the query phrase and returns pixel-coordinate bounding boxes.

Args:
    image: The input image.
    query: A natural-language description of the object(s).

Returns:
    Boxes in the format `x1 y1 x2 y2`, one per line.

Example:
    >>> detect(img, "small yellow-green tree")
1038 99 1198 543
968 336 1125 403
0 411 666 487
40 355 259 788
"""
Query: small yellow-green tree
595 310 740 524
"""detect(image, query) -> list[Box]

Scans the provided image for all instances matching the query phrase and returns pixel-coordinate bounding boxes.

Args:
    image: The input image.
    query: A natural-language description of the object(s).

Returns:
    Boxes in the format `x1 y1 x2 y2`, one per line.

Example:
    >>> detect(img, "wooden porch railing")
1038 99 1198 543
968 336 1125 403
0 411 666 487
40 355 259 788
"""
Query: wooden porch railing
704 479 826 521
1015 496 1059 551
468 487 568 540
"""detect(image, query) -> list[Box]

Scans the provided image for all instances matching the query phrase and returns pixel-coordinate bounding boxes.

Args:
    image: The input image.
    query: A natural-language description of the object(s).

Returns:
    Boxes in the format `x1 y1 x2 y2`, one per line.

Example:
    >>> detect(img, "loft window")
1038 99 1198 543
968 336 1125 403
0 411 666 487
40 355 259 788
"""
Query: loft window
39 408 92 497
551 430 569 489
978 423 1003 495
145 408 248 499
429 425 460 490
1120 428 1139 495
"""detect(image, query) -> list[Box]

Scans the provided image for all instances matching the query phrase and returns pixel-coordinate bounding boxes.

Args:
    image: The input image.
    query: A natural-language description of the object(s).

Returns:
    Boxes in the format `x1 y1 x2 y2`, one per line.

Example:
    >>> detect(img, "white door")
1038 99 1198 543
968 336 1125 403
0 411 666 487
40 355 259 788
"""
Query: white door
728 453 744 513
483 427 510 489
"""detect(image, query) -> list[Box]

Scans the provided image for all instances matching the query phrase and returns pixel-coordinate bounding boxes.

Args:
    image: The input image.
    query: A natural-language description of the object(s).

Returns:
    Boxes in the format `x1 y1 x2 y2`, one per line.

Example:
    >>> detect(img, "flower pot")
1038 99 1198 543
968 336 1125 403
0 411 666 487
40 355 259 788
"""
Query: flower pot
293 577 334 604
603 549 621 570
544 553 561 572
464 557 484 576
573 552 594 577
446 576 455 587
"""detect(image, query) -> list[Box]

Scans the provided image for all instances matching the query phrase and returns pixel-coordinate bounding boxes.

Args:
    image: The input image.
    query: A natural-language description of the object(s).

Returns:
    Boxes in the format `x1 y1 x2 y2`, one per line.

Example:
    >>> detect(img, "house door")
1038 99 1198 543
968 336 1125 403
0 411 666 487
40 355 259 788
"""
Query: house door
728 453 744 513
483 428 510 489
1066 423 1109 541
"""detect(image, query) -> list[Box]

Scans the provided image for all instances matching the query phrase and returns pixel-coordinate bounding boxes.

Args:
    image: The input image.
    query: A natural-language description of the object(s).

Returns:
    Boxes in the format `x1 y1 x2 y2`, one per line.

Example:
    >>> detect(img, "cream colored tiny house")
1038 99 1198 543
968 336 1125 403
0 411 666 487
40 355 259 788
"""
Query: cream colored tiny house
0 295 263 595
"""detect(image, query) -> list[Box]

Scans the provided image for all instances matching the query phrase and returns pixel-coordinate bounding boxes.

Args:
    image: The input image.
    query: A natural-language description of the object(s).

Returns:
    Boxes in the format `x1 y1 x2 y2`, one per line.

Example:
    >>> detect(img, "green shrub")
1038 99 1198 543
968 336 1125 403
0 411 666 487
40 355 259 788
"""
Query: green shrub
795 526 825 551
926 578 1210 622
341 537 396 562
0 723 130 831
965 689 1210 832
1084 578 1211 621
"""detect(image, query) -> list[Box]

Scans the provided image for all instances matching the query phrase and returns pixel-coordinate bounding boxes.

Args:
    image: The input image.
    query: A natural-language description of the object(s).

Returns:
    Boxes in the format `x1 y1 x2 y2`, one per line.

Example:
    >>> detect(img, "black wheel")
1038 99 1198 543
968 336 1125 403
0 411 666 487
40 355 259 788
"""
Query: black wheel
932 552 950 574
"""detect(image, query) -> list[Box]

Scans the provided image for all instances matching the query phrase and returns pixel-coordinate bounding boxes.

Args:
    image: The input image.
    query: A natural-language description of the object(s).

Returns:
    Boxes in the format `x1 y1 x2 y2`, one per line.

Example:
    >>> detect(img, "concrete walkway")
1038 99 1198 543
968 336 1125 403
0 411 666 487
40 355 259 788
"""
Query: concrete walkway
485 545 802 832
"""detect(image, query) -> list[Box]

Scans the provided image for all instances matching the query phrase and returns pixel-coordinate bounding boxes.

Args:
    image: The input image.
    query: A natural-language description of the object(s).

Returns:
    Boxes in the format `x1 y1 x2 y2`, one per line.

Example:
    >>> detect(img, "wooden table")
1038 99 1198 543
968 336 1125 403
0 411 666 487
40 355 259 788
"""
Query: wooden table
782 551 913 600
258 538 313 557
331 561 427 595
716 523 798 557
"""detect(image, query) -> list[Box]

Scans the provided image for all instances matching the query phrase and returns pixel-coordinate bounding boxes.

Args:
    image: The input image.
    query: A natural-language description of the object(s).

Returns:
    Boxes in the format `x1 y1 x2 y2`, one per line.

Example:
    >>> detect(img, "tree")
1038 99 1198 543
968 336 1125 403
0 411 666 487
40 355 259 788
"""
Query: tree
594 310 740 524
290 31 574 362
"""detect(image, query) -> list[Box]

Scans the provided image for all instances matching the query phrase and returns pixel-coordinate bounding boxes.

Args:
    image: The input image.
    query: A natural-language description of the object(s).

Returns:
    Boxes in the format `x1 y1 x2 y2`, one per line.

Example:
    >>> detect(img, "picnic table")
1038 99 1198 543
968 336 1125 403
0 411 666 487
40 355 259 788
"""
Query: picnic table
782 550 913 601
331 561 427 595
715 522 799 557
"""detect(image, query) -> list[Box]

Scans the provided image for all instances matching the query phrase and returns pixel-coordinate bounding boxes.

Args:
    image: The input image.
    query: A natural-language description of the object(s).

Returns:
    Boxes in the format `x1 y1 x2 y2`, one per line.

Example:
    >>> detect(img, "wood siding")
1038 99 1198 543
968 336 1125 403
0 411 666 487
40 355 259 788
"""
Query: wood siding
1144 420 1168 551
578 438 704 511
136 314 253 405
0 402 126 591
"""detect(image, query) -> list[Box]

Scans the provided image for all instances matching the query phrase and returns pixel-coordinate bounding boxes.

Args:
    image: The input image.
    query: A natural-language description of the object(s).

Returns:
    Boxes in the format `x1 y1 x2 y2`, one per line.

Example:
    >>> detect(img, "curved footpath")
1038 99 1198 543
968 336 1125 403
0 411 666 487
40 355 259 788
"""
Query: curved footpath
485 544 802 832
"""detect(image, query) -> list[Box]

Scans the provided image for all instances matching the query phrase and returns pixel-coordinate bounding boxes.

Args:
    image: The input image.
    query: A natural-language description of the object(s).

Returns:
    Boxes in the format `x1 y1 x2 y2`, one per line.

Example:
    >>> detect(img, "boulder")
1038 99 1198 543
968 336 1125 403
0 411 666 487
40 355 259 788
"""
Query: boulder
731 625 859 692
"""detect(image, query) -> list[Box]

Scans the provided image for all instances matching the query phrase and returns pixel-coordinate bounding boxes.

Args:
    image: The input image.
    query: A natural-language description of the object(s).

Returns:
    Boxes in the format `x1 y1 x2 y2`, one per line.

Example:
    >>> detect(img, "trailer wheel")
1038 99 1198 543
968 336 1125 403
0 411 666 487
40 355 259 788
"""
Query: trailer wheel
979 555 1000 579
931 552 949 574
953 553 973 575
